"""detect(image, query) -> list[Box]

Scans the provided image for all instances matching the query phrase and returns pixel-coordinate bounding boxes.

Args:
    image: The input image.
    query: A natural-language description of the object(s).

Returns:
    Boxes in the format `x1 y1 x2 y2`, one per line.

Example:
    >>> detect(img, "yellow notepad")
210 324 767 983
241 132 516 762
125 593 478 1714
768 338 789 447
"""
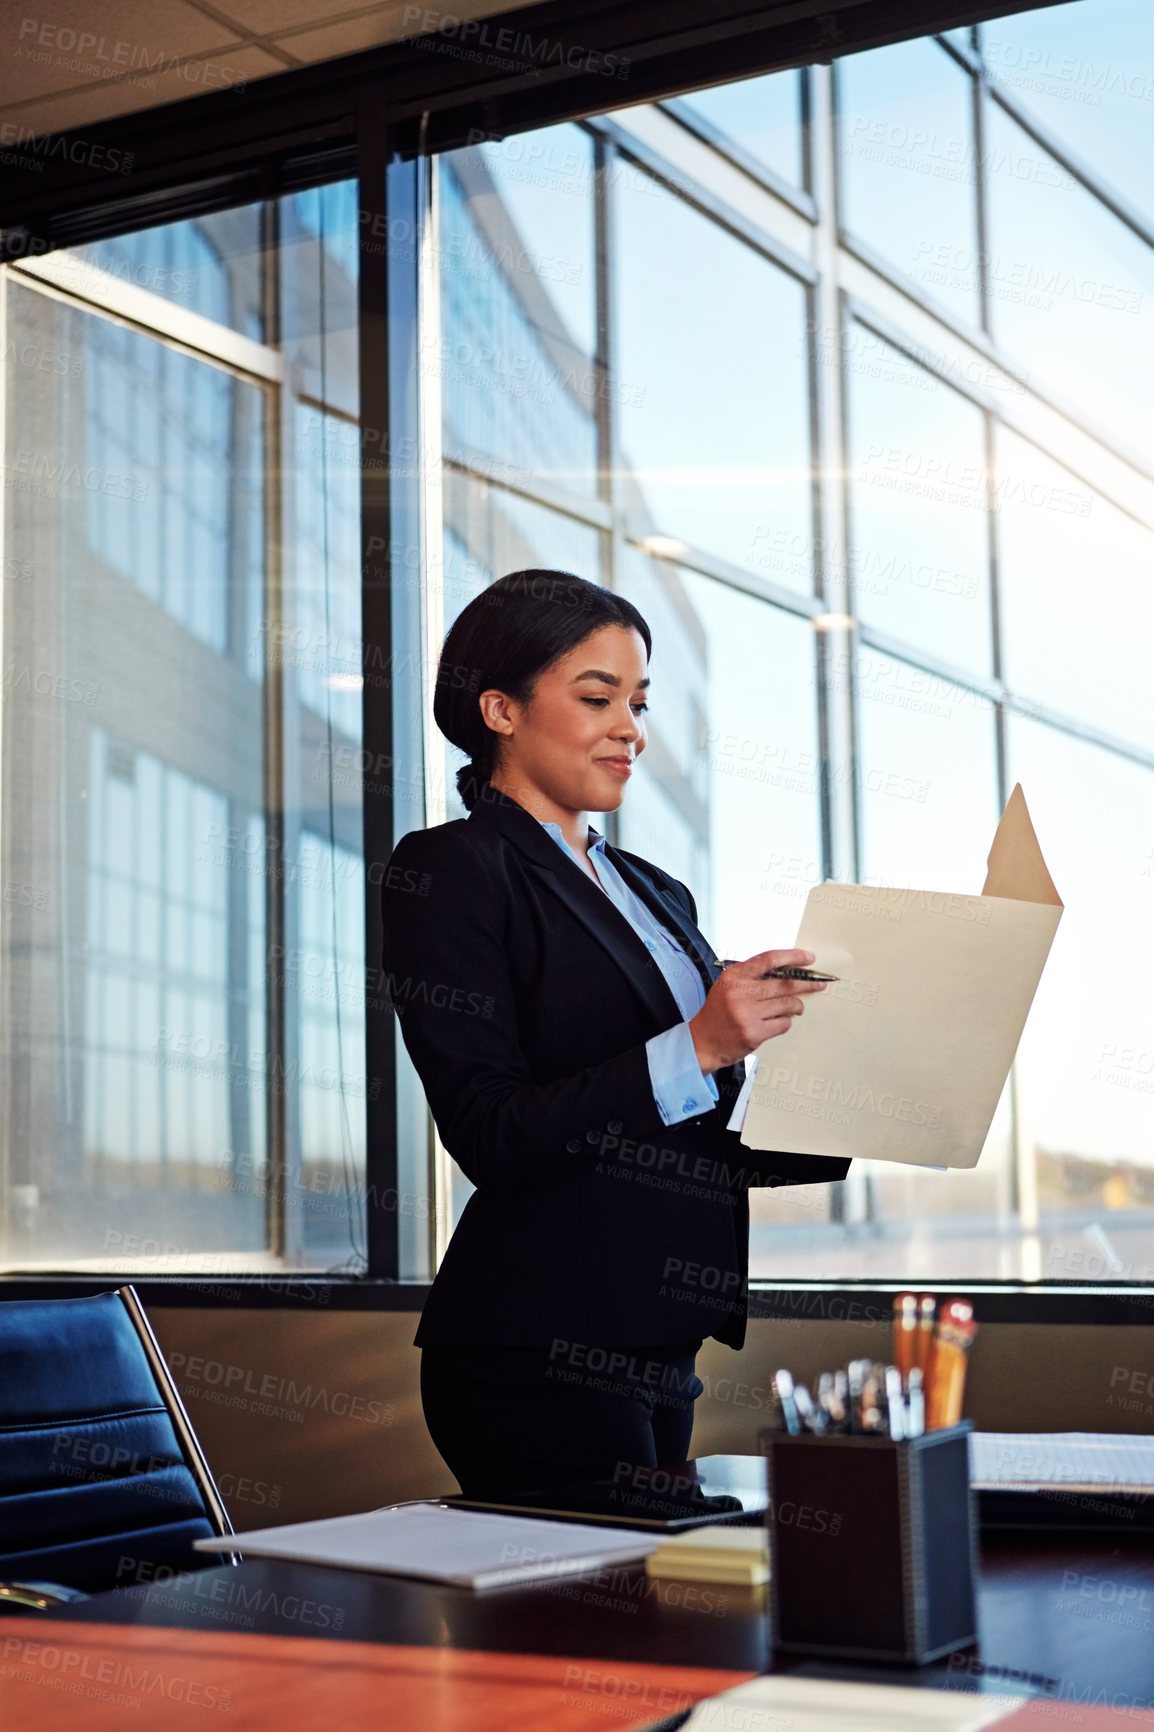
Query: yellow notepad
645 1523 769 1586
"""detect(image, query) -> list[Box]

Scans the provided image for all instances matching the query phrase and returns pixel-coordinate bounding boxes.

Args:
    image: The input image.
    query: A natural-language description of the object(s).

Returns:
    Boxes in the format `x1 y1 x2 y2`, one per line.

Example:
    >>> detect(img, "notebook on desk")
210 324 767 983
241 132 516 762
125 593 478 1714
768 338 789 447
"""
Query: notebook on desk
442 1453 769 1533
194 1502 657 1588
971 1432 1154 1532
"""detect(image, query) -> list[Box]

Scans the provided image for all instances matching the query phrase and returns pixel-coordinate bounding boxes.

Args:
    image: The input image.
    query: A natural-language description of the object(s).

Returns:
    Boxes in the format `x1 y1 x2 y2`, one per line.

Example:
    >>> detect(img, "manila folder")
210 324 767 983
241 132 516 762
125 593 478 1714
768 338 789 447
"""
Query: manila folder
738 785 1063 1169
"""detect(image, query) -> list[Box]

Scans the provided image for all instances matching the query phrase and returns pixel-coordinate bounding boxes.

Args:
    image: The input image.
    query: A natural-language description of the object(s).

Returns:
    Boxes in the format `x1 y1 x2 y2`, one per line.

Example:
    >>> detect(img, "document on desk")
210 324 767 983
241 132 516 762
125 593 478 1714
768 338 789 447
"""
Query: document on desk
731 785 1063 1169
193 1502 657 1589
672 1675 1026 1731
970 1431 1154 1492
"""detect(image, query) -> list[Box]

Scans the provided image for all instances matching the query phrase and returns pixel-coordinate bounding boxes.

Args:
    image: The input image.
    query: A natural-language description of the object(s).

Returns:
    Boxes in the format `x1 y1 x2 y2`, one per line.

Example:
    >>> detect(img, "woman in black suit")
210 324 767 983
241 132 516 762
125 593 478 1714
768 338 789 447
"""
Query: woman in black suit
381 569 847 1498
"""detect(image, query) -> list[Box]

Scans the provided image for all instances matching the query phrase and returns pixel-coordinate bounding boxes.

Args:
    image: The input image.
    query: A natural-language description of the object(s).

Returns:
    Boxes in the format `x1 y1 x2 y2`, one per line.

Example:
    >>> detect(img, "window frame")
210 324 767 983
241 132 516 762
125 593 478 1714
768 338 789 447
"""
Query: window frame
3 0 1147 1318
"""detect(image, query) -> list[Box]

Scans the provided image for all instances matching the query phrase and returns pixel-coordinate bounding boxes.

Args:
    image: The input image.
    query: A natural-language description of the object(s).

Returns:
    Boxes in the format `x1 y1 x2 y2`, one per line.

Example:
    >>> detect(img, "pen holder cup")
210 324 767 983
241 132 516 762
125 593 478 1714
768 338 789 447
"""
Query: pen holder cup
760 1421 977 1665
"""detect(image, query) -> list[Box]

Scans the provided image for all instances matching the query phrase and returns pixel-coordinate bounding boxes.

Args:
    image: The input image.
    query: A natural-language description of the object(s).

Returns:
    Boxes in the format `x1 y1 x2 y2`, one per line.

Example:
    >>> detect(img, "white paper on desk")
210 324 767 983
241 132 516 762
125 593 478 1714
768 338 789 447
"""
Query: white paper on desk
677 1675 1026 1732
738 785 1062 1170
970 1431 1154 1492
193 1502 656 1590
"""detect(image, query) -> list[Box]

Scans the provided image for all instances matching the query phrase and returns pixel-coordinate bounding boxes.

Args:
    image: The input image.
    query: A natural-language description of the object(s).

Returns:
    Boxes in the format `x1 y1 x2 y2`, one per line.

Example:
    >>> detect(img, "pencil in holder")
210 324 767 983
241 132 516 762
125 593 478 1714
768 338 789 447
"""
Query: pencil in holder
760 1421 977 1665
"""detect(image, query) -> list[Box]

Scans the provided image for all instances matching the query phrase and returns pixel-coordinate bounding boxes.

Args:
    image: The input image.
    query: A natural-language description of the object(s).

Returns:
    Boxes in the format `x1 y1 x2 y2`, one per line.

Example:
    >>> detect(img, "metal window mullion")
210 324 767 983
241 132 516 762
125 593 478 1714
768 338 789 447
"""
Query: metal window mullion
414 134 454 1274
815 63 869 1229
596 130 624 851
359 108 402 1283
0 270 8 1256
260 198 291 1267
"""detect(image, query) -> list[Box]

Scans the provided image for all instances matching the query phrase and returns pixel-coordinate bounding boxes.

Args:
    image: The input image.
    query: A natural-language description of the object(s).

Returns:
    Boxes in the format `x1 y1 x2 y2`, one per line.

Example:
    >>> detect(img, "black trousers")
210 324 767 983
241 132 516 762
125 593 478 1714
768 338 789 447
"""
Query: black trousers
420 1339 704 1499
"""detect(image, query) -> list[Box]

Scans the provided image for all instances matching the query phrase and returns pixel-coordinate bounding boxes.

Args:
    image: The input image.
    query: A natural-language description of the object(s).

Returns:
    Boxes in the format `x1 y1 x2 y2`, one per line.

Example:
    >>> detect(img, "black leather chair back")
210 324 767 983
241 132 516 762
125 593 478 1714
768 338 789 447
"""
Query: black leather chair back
0 1289 231 1592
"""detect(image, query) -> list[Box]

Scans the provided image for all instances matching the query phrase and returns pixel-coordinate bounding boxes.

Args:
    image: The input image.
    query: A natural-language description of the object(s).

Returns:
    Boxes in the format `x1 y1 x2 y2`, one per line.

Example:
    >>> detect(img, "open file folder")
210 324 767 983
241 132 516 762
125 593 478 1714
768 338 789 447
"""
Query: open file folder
730 785 1063 1170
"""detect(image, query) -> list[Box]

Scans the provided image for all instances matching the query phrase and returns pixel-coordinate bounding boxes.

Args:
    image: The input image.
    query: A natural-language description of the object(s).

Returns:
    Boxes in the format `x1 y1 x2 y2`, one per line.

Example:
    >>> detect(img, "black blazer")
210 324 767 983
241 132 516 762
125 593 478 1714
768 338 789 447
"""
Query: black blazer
380 780 849 1351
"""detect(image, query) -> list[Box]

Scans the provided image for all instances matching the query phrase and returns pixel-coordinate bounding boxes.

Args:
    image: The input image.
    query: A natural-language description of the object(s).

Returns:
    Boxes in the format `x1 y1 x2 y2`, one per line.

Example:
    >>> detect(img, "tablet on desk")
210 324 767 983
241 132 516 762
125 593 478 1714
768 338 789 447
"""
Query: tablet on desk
441 1453 769 1532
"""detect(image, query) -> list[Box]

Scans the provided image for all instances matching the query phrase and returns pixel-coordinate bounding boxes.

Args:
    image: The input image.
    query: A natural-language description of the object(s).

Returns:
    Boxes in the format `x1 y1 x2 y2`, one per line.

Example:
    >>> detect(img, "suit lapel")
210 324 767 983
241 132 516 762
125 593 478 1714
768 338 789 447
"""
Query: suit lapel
603 844 723 997
468 786 688 1031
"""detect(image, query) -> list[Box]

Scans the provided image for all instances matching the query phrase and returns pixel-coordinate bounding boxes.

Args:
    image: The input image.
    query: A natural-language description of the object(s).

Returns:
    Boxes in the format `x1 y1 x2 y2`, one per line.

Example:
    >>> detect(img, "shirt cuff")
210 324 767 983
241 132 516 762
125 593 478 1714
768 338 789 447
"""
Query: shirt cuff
646 1022 720 1126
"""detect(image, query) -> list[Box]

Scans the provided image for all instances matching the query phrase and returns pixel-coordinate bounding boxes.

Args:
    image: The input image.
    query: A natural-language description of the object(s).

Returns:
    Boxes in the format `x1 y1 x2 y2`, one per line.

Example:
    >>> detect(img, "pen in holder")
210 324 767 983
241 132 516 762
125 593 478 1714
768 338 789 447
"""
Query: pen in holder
761 1422 978 1665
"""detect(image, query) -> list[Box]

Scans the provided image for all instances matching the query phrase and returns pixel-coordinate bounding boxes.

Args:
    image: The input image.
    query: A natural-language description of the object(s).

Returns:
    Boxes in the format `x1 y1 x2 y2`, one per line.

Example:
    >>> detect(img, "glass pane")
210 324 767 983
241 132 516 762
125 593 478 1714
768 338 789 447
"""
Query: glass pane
677 70 805 188
843 325 993 675
995 426 1154 746
69 207 265 338
1008 719 1154 1279
439 125 599 496
978 2 1154 222
614 164 814 586
0 180 363 1272
982 100 1154 462
838 36 980 325
856 651 1000 894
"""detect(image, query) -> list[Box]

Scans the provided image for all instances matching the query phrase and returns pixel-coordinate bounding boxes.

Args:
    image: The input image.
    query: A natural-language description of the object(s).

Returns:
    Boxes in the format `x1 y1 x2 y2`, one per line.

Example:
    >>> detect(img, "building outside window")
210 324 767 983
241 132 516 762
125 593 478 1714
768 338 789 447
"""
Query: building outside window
1 0 1151 1290
0 184 365 1272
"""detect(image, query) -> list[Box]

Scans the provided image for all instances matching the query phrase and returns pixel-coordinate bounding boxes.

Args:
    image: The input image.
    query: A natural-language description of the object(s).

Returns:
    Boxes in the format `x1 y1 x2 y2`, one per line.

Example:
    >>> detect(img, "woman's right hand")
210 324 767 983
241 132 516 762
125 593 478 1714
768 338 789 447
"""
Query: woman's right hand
688 949 829 1074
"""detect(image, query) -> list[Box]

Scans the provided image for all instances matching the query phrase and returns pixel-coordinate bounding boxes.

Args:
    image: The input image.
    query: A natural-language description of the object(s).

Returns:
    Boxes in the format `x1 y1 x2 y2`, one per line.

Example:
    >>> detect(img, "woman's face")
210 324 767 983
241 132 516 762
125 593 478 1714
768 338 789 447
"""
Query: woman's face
482 624 649 813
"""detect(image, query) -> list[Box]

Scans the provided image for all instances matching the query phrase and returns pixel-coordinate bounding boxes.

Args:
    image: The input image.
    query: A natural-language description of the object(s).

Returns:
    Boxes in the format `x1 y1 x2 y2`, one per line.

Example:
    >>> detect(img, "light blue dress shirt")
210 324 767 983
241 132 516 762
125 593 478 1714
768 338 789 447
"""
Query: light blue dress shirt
540 820 718 1126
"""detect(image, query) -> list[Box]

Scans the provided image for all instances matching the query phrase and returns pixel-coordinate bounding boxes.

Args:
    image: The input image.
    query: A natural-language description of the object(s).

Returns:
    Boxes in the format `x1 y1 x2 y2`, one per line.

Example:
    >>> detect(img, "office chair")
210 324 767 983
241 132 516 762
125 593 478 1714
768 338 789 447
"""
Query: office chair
0 1285 236 1599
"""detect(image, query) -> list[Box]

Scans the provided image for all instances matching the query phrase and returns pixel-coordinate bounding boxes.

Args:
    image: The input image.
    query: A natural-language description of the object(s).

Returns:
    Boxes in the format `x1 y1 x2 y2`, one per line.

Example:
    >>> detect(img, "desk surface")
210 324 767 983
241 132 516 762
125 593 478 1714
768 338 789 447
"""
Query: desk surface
25 1530 1154 1716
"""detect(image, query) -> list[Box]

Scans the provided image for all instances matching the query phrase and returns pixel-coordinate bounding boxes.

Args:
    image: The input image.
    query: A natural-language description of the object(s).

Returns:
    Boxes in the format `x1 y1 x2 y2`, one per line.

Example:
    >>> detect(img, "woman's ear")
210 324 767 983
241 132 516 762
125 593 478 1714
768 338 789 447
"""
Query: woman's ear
478 690 515 736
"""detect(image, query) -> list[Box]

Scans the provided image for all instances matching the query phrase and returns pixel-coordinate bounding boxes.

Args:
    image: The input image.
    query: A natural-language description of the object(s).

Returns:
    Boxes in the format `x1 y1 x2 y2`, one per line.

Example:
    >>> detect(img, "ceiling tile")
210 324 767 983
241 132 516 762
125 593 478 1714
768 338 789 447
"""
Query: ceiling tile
0 1 244 108
208 0 397 32
279 0 541 64
0 43 287 140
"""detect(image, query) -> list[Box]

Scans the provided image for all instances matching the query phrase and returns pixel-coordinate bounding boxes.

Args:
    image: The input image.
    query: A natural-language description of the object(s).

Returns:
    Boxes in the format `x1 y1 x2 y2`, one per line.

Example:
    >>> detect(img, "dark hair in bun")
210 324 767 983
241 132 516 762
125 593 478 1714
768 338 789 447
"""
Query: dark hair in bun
433 569 652 812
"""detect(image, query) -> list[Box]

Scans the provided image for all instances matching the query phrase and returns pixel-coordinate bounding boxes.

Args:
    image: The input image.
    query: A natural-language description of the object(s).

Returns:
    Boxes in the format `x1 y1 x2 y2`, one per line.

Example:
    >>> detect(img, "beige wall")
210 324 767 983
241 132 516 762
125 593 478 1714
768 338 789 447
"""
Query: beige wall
149 1308 1154 1531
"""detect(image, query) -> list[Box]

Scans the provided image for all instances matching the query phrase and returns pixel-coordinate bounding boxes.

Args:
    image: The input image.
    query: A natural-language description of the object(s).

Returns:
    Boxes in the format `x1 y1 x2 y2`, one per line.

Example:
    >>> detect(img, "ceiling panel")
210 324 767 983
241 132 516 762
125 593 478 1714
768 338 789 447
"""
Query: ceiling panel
0 1 245 108
3 43 292 141
279 1 540 65
0 0 543 137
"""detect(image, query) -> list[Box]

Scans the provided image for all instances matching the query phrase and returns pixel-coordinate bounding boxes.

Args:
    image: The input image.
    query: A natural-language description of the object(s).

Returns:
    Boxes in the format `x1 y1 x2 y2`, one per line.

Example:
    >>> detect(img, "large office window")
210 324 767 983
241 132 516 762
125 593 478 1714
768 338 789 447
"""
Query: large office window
417 0 1154 1281
3 0 1152 1291
0 184 364 1271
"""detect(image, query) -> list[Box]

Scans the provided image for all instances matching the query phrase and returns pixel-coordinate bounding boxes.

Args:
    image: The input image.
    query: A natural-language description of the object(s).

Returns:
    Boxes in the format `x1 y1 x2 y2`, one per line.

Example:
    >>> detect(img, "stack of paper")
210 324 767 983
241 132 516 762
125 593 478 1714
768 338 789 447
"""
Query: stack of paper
676 1674 1025 1731
970 1431 1154 1493
194 1502 657 1590
645 1523 769 1587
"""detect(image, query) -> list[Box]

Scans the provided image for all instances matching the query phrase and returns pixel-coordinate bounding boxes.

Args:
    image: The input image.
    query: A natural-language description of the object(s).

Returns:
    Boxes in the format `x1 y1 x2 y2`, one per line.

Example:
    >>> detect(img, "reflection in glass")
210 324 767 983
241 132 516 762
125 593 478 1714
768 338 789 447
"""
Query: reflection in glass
85 316 239 651
439 128 599 496
0 181 363 1271
844 327 992 674
71 206 263 337
983 101 1154 462
838 36 980 326
614 164 814 584
995 427 1154 746
676 70 805 189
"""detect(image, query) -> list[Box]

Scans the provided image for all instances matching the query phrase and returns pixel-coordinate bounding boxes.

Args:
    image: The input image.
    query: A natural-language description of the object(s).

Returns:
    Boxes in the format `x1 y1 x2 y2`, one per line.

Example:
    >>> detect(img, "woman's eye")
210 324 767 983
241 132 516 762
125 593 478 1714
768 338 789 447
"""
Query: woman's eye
581 696 648 712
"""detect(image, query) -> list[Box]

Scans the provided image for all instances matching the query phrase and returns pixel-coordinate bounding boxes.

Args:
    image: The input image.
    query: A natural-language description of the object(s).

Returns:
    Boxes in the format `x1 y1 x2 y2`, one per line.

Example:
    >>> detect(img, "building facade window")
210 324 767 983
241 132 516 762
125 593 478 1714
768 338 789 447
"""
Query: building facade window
1 184 364 1272
2 1 1152 1289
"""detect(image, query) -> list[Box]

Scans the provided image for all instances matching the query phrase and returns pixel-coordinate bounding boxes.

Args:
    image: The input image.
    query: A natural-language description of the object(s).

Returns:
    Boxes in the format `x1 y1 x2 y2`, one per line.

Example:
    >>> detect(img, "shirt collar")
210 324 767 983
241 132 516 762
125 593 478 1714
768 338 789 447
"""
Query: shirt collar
540 819 606 854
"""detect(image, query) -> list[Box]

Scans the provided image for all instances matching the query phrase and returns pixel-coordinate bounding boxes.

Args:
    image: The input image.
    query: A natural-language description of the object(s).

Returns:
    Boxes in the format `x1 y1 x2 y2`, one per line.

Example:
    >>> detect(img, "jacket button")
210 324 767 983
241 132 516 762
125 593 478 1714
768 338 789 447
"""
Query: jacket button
606 1119 623 1135
585 1129 600 1143
565 1138 582 1153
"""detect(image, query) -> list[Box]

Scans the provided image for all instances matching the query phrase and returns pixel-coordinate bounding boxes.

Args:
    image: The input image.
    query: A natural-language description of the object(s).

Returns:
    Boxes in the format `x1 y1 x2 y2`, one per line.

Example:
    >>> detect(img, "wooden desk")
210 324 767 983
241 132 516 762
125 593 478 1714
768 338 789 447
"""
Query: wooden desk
0 1625 751 1731
17 1530 1154 1727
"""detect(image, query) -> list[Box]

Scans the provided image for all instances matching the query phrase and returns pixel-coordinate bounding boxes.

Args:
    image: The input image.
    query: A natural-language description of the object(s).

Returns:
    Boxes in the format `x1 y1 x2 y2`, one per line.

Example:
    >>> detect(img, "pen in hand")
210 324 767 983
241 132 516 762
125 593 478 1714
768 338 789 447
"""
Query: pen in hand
719 959 840 982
